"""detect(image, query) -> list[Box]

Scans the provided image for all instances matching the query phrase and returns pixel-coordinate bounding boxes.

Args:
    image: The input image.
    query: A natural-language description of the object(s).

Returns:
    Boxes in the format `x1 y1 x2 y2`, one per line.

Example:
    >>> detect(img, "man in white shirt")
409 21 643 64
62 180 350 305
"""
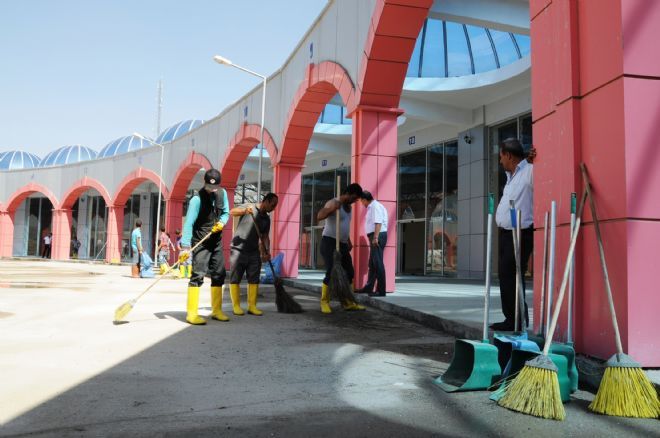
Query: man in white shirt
492 138 535 331
356 191 388 296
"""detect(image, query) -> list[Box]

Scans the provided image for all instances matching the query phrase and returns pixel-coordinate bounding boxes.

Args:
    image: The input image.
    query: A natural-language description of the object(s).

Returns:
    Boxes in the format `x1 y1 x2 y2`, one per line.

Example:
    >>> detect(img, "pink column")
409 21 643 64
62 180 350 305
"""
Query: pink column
51 209 73 261
531 0 660 365
223 187 235 269
0 210 14 258
106 205 124 264
272 163 303 278
350 106 401 293
165 198 184 264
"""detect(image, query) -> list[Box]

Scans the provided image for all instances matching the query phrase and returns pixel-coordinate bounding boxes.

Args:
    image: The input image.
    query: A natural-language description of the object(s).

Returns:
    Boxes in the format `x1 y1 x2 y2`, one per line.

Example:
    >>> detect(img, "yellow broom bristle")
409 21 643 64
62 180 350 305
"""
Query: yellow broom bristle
114 301 133 322
498 364 565 420
589 367 660 418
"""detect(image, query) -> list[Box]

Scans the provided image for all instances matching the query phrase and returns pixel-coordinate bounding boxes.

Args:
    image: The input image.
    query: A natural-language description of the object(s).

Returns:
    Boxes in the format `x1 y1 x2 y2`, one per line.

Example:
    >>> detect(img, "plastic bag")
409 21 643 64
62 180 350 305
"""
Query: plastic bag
261 252 283 284
140 252 156 278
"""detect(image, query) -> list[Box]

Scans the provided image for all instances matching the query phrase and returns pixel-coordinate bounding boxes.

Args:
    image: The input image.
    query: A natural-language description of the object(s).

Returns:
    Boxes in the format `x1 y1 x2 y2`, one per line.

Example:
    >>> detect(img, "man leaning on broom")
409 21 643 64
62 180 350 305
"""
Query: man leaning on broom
316 183 366 313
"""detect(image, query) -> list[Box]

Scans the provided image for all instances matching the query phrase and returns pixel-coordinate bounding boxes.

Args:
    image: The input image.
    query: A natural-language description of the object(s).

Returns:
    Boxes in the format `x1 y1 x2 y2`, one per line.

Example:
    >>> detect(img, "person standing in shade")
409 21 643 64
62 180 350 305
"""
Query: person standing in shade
41 233 52 258
316 183 366 313
356 191 388 296
178 169 230 325
227 193 279 316
491 138 536 331
130 220 143 278
157 225 174 274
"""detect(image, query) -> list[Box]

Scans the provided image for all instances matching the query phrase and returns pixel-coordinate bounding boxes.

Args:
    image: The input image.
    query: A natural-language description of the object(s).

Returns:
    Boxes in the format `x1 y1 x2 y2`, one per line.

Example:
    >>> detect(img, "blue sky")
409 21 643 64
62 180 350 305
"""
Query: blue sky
0 0 327 157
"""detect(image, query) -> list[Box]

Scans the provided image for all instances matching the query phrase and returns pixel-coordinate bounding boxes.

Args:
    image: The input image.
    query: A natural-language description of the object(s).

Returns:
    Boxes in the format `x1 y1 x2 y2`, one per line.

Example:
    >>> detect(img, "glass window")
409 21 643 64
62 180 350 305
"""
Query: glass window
514 34 530 57
322 104 342 124
446 22 472 76
407 24 424 77
341 107 352 125
301 175 313 229
466 25 497 73
398 150 426 219
421 19 445 77
520 114 532 153
312 170 335 226
490 30 519 66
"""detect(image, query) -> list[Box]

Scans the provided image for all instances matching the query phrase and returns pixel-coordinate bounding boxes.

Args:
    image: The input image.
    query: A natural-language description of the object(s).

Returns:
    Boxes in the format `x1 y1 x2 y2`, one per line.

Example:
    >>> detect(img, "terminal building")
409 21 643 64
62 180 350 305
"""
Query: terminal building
1 0 658 366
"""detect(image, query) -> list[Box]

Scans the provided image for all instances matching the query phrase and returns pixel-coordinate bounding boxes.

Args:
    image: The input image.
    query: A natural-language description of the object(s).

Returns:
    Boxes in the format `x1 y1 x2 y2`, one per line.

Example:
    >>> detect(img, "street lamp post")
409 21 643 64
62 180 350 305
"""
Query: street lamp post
134 133 165 262
213 55 267 201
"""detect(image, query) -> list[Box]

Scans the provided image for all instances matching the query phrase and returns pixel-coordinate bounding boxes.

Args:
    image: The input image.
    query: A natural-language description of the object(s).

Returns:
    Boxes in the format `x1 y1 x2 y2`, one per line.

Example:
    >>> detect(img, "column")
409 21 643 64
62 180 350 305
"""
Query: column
350 106 401 293
272 163 303 278
106 205 124 264
51 209 73 261
0 210 13 258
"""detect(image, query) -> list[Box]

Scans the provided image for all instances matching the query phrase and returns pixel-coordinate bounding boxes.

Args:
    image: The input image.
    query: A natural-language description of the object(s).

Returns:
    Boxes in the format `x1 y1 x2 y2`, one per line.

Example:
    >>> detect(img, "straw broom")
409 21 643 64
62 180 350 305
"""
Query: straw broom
249 212 302 314
498 190 587 420
581 164 660 418
328 176 356 304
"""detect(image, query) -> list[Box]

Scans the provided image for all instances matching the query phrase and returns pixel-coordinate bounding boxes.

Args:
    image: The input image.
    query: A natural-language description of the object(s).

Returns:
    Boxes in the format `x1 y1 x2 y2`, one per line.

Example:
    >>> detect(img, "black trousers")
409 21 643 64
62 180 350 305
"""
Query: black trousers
229 248 261 284
189 237 226 287
362 232 387 293
42 244 51 258
498 227 533 326
320 236 354 285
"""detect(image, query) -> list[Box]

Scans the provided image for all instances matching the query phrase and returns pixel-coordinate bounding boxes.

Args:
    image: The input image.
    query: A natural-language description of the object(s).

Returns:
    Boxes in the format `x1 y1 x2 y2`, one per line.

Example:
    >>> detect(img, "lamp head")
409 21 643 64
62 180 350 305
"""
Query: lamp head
213 55 233 66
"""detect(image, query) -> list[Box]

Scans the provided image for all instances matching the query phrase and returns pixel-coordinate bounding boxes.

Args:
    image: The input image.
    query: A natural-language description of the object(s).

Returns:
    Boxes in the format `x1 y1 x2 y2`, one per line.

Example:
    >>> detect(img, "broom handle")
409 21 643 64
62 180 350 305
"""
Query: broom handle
131 229 214 302
546 201 557 338
517 209 525 330
336 176 341 252
567 192 577 343
580 163 624 356
509 201 520 331
482 193 494 341
538 211 549 336
543 189 588 355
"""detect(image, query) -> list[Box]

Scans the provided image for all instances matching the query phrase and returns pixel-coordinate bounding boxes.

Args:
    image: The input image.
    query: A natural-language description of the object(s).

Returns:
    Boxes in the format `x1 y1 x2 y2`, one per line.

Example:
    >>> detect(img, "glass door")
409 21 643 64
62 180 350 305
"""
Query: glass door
398 149 427 274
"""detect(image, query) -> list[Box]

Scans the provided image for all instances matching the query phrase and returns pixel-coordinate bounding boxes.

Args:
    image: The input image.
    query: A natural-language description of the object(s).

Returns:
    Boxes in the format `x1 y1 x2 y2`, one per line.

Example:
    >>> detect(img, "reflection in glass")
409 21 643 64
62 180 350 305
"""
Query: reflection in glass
446 22 472 76
421 19 445 77
398 150 426 219
490 29 519 66
467 26 497 73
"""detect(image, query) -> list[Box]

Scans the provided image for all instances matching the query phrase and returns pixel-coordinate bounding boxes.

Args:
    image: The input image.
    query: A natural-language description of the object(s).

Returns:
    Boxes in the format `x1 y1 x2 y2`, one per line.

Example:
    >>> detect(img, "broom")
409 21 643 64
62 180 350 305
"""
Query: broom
581 163 660 418
113 229 214 323
328 176 357 305
498 189 587 420
248 212 302 313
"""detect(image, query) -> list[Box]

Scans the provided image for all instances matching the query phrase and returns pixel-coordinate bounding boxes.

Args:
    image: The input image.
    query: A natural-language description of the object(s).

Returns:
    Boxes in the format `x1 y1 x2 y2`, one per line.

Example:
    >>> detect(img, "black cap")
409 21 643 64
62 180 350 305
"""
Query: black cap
204 169 221 186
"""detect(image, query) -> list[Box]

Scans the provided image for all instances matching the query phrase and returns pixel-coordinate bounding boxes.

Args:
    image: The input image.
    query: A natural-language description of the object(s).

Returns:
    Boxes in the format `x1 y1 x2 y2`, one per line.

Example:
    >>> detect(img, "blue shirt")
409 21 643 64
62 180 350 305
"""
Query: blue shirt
181 189 230 247
131 228 142 252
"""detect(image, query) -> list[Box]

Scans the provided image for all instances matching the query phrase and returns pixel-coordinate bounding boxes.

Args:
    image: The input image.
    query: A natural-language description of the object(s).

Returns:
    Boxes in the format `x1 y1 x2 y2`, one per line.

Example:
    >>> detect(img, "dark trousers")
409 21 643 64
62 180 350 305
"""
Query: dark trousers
42 244 51 258
320 236 354 285
362 232 387 293
229 248 261 284
498 227 533 327
189 237 226 287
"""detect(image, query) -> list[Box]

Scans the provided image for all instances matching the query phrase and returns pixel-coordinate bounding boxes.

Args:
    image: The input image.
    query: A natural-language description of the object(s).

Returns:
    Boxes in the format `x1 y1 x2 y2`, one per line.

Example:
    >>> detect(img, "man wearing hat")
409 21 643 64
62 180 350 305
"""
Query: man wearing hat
178 168 230 325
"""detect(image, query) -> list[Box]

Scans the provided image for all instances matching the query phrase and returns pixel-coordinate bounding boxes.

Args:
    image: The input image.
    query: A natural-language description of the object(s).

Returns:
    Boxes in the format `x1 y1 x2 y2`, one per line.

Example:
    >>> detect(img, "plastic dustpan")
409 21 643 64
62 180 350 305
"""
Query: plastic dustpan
434 339 501 392
549 342 578 393
493 332 539 372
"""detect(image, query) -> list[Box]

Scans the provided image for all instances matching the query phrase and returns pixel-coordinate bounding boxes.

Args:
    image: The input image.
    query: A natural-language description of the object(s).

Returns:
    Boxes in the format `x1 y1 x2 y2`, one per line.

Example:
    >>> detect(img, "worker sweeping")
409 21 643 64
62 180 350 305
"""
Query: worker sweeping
228 193 279 316
316 183 366 313
178 168 230 325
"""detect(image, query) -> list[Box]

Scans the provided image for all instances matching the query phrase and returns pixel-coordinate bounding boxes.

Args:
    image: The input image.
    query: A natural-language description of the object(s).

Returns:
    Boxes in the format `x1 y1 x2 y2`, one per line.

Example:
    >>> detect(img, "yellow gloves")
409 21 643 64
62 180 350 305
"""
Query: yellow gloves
178 251 190 263
211 222 224 233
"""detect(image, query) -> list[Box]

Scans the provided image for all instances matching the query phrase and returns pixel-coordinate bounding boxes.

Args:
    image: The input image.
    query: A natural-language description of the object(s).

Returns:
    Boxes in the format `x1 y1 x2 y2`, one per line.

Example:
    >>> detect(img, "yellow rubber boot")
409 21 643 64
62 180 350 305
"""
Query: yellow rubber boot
186 286 206 325
342 281 366 311
178 265 186 279
247 284 263 316
320 283 332 314
187 265 192 278
230 284 245 316
159 263 168 275
210 285 230 322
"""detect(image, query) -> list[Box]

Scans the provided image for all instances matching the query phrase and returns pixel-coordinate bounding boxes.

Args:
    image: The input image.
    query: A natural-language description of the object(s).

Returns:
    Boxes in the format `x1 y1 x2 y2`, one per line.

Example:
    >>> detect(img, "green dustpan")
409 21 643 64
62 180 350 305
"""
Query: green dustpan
435 194 501 392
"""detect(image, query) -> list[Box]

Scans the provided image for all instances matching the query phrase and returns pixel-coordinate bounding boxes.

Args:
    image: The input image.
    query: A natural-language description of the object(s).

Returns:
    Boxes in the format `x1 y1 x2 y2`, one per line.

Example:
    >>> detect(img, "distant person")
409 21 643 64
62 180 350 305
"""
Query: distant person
131 219 143 278
157 225 174 274
41 233 52 258
71 236 81 259
174 228 189 279
356 191 388 296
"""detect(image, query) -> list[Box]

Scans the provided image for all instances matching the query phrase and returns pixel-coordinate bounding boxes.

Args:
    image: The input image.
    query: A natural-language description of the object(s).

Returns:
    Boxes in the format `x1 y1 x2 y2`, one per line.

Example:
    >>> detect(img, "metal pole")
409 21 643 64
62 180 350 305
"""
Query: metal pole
546 200 557 338
154 144 164 262
257 76 267 201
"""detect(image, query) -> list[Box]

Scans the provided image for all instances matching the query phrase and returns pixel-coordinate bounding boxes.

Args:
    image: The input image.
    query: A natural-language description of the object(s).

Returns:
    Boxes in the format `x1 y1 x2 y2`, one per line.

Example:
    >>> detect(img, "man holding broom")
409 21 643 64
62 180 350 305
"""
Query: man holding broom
227 193 278 316
178 169 230 325
316 183 366 313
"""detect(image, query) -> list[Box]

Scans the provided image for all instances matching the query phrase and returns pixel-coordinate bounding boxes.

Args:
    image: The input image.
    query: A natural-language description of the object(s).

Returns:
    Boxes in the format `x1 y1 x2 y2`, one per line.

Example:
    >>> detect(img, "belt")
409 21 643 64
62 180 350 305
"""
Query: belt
499 226 534 233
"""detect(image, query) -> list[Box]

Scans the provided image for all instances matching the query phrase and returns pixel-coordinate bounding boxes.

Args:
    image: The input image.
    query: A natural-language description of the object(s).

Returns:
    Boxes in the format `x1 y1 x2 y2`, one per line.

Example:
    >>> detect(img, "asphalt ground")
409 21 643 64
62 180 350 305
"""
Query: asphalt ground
1 260 658 437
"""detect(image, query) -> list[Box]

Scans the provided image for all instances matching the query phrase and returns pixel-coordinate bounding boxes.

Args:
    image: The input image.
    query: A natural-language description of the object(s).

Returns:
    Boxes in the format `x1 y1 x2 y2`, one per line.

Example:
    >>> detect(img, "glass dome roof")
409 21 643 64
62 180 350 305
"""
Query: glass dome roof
155 119 204 144
407 18 530 78
0 150 41 170
98 134 156 158
40 145 97 167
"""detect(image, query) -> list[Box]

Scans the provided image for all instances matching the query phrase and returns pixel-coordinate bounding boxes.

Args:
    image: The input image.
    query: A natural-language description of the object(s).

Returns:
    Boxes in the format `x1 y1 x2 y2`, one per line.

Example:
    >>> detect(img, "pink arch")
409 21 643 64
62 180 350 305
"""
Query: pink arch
220 123 278 189
5 183 60 213
276 61 355 166
113 167 170 206
356 0 432 108
60 177 112 209
169 151 214 200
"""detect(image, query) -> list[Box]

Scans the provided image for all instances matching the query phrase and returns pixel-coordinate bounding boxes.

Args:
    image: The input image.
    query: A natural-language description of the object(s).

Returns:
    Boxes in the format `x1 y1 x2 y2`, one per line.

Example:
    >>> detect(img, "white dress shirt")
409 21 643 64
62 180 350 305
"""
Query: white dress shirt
365 200 388 234
496 159 533 230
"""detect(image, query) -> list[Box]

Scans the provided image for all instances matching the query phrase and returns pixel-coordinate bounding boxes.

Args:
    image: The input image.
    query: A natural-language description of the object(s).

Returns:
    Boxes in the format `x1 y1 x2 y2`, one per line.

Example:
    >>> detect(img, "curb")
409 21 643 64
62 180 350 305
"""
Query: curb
281 279 482 340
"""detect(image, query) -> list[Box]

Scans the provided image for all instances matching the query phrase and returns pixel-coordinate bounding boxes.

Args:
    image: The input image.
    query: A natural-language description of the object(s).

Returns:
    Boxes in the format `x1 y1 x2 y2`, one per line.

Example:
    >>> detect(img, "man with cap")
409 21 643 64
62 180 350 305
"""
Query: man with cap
316 183 366 313
178 168 230 325
228 192 279 316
